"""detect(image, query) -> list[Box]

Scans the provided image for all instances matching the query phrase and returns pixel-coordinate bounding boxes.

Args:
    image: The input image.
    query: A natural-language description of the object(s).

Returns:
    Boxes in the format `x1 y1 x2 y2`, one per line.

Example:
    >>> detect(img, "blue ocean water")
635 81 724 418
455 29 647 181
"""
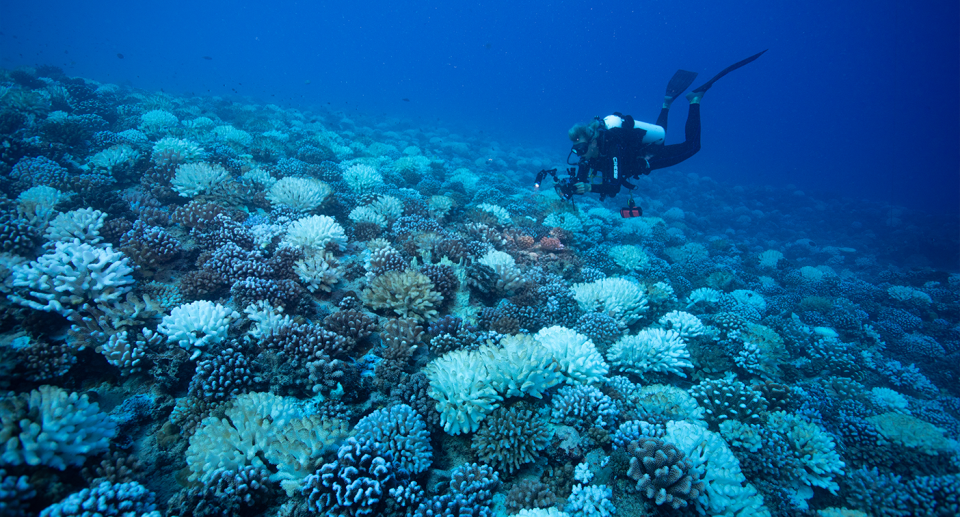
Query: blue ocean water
1 1 959 516
3 1 958 214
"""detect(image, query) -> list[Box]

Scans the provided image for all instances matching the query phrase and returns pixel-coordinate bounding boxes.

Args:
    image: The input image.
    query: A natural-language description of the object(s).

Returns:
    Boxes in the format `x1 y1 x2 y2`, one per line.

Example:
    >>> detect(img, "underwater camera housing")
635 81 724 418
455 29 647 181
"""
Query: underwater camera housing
535 167 578 200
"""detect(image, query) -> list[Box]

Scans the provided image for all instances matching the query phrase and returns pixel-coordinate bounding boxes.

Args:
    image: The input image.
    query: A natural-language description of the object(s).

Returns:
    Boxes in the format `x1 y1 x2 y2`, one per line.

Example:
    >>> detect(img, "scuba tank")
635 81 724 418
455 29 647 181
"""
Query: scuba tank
603 114 665 146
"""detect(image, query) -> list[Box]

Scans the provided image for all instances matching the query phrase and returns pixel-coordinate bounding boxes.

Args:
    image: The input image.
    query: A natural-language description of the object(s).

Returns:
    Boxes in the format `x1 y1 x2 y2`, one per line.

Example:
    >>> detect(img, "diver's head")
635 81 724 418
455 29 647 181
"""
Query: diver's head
567 119 601 163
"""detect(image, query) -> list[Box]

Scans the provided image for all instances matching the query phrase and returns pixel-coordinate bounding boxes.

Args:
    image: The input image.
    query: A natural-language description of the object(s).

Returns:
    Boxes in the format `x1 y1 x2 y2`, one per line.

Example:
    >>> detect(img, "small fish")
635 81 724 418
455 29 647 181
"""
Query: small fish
117 53 124 59
202 56 212 60
402 98 410 102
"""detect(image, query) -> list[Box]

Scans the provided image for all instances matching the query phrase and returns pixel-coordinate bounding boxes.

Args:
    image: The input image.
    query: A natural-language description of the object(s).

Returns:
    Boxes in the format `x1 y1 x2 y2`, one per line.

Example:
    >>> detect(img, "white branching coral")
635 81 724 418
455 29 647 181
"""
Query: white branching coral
171 162 230 197
533 326 609 384
607 328 692 378
571 277 648 326
686 287 721 309
428 195 455 218
0 385 116 470
478 250 525 295
17 186 66 226
213 125 253 148
349 206 388 228
267 177 332 212
664 420 770 516
477 203 511 225
294 253 341 293
186 392 304 483
480 334 564 399
9 240 135 316
343 163 383 193
757 249 784 269
90 144 140 170
138 109 178 135
371 195 403 221
97 329 149 376
608 245 649 271
43 208 106 244
150 137 202 166
658 311 707 339
425 349 503 435
157 300 239 360
282 215 347 251
766 411 845 494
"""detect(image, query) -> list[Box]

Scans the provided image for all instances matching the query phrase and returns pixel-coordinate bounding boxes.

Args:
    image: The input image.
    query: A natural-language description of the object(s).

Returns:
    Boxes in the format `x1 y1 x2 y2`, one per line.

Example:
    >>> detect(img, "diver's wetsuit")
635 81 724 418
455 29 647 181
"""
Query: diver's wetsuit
576 103 701 199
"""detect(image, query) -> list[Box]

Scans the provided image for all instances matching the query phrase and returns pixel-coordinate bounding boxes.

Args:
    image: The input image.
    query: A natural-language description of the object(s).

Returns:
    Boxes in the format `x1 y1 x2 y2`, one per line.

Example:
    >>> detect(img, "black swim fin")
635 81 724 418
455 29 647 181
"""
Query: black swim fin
665 69 698 99
691 49 767 94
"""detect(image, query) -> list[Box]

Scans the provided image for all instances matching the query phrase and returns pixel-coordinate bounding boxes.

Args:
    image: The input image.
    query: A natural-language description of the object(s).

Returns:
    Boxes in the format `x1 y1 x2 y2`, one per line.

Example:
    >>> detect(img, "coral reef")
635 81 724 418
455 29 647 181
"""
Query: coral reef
0 65 956 517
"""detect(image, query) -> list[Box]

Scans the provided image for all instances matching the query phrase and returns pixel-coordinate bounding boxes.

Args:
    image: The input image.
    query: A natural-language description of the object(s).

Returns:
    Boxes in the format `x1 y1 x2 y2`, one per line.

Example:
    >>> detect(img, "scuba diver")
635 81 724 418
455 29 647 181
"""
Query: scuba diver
537 50 766 217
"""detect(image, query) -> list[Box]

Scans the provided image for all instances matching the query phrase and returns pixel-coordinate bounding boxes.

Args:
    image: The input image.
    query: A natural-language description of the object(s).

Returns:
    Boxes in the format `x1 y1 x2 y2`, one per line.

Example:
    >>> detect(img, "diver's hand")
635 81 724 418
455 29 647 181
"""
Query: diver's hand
574 182 589 195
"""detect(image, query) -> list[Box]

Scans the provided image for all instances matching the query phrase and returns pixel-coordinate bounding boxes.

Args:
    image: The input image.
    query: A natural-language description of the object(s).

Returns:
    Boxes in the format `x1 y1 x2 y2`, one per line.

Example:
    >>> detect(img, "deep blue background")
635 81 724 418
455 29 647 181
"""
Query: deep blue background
2 0 957 215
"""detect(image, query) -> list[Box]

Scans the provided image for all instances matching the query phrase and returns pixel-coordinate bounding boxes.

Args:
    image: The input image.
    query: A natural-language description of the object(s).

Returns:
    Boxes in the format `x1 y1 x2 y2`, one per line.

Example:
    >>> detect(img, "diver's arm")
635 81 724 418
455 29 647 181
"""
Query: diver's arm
590 182 621 196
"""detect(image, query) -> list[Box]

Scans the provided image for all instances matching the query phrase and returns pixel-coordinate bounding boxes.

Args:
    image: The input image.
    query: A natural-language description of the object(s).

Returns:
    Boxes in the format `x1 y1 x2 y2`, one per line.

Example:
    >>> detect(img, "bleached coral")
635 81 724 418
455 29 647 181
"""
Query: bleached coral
665 420 770 517
343 163 383 193
97 330 148 376
428 195 455 218
294 253 341 293
478 203 512 225
543 212 584 233
157 300 239 360
887 285 932 305
9 240 135 316
244 302 294 340
607 328 692 378
267 177 332 211
869 387 910 414
150 137 202 166
658 311 707 339
138 109 178 134
43 208 106 245
571 277 648 326
533 326 609 384
564 484 616 517
186 392 303 483
282 215 348 251
866 412 957 456
479 335 564 399
90 144 139 170
0 385 116 470
213 125 253 148
371 195 403 221
393 155 431 176
608 245 648 271
425 349 503 435
171 162 230 197
757 249 784 269
241 167 277 188
686 287 721 309
265 415 352 495
349 206 388 228
767 411 845 494
16 186 66 227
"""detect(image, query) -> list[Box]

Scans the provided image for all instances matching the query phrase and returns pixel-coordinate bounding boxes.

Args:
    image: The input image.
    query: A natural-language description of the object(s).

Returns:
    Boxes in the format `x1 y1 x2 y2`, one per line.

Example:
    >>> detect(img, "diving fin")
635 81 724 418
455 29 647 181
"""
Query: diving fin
665 69 698 100
691 49 768 94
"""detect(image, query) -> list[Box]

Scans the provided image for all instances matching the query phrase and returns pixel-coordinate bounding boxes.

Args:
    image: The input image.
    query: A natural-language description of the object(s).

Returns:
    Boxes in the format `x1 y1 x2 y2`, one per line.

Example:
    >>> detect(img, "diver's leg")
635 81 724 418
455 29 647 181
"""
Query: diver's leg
648 103 701 169
656 104 670 131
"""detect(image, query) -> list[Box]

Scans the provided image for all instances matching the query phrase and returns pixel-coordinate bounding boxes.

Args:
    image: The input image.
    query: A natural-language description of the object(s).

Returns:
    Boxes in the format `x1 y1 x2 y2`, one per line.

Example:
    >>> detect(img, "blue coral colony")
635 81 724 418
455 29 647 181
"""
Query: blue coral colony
0 64 957 517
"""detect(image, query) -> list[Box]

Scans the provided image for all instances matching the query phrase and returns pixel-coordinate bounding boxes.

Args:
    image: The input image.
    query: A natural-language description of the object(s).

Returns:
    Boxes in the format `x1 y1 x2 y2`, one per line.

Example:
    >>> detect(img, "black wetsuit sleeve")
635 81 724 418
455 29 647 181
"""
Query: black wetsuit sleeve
576 163 591 183
590 182 621 196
